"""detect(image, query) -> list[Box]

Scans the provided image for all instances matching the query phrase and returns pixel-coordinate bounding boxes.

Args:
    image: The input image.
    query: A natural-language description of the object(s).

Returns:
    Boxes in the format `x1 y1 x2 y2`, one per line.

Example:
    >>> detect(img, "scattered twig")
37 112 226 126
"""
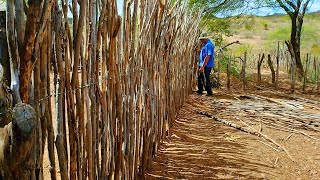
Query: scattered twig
258 140 280 152
250 115 320 141
274 157 279 167
239 119 294 161
284 134 293 142
234 97 241 101
196 110 295 162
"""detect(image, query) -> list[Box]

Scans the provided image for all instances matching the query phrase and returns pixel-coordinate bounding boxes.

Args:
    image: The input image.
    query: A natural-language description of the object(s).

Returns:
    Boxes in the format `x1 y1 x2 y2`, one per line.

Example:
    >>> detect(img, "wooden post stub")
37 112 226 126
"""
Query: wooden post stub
12 103 36 138
2 103 36 179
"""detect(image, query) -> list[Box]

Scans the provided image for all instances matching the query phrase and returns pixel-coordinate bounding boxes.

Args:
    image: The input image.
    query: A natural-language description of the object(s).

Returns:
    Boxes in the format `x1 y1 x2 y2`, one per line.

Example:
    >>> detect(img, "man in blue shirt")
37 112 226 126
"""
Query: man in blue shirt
197 33 214 96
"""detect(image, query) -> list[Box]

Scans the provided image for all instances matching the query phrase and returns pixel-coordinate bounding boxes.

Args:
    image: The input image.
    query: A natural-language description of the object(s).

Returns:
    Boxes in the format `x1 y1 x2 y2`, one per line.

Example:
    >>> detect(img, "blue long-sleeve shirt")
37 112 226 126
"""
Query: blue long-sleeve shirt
199 40 215 68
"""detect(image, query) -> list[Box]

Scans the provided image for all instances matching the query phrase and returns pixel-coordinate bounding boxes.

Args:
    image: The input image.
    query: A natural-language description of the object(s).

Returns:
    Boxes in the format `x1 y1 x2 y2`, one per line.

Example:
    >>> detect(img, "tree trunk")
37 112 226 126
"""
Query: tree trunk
289 16 304 78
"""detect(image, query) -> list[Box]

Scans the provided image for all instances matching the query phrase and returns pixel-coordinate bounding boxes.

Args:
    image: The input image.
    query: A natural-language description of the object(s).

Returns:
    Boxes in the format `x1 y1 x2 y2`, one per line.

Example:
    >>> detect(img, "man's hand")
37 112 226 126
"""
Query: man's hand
199 66 204 72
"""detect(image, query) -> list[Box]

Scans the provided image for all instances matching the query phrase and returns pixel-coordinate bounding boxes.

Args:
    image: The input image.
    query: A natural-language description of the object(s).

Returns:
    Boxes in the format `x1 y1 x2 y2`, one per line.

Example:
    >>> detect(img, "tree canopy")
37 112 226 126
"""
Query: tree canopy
189 0 315 76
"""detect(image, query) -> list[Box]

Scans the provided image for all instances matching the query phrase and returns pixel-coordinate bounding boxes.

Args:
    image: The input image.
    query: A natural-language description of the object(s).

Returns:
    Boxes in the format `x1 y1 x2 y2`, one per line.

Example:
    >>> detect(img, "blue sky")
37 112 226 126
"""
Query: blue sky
254 1 320 16
116 0 320 16
310 1 320 12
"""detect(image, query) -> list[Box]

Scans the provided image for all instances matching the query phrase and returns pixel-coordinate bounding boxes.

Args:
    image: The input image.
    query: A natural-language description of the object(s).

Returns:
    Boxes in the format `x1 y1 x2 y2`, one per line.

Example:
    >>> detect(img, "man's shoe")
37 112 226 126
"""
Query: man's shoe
206 93 213 97
196 90 203 94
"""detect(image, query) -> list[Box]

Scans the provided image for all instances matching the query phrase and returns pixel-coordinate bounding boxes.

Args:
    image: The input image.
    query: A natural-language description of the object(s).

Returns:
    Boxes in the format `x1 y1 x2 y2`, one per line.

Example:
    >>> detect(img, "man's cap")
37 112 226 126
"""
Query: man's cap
199 32 209 40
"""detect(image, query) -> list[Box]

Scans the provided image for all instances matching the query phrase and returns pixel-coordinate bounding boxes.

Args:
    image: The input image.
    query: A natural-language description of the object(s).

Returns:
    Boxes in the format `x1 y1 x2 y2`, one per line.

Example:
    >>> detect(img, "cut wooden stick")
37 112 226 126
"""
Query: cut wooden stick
274 157 279 167
258 140 280 152
284 134 293 142
196 110 295 162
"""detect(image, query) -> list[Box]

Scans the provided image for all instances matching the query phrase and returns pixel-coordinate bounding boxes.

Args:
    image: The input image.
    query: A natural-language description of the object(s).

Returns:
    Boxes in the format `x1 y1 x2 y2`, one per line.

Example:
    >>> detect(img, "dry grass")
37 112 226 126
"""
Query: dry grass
225 12 320 55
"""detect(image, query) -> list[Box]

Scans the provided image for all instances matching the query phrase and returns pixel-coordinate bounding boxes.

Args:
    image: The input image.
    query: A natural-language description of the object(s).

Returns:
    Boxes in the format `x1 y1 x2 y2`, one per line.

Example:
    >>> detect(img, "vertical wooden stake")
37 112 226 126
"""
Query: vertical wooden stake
227 55 231 91
290 53 296 92
267 54 276 86
257 53 265 87
303 54 309 92
275 42 280 89
243 51 247 91
217 56 220 87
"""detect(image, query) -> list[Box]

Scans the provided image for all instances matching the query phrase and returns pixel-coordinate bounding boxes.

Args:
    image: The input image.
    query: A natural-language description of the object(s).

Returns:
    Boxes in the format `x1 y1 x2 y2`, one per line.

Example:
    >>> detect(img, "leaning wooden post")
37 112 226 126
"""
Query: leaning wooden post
257 53 265 87
275 41 280 89
267 54 276 86
227 55 231 90
303 54 309 92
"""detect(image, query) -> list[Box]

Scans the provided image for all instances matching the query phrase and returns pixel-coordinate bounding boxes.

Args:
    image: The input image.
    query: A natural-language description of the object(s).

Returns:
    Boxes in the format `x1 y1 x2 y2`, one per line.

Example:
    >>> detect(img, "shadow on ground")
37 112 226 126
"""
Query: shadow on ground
145 94 277 179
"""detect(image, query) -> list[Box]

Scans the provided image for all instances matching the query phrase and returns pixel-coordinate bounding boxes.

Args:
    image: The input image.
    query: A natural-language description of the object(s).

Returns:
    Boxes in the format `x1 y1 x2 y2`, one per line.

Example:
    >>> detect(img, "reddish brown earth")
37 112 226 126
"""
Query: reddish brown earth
145 87 320 179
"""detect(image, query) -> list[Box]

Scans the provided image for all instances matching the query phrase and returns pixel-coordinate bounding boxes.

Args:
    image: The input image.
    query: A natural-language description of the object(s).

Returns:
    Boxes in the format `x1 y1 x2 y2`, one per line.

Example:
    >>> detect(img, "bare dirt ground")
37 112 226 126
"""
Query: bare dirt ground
145 78 320 179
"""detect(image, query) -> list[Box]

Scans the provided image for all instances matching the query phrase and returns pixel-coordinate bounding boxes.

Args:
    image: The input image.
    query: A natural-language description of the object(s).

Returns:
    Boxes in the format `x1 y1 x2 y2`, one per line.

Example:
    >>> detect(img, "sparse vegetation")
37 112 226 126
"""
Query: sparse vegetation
226 12 320 55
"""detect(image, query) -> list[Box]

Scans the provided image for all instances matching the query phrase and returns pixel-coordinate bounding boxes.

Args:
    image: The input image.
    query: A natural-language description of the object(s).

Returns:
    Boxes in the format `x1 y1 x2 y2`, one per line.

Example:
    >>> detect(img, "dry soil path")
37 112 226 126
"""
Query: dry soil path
145 92 320 179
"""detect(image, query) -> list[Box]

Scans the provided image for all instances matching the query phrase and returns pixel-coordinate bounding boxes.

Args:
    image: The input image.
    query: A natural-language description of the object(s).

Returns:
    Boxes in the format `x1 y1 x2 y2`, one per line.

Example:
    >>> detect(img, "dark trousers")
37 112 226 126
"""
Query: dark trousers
198 67 213 95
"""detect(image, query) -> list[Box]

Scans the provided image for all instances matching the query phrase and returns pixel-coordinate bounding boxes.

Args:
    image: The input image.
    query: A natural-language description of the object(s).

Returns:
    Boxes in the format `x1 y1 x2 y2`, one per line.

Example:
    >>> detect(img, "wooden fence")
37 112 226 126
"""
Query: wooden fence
217 42 320 93
0 0 201 179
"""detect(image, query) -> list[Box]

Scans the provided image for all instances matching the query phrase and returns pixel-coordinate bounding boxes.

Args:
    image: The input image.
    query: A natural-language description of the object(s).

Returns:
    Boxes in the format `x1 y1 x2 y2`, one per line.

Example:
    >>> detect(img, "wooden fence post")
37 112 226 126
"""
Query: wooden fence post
303 54 309 92
275 42 280 89
227 55 231 90
0 11 10 84
217 56 221 87
1 103 36 179
317 57 320 94
285 51 289 74
257 53 265 87
267 54 276 85
290 53 296 92
314 56 317 87
243 51 247 90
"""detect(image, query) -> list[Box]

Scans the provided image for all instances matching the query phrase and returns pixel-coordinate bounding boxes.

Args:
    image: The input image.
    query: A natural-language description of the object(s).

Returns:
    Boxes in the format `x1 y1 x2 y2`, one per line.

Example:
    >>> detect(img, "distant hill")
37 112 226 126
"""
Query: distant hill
225 11 320 56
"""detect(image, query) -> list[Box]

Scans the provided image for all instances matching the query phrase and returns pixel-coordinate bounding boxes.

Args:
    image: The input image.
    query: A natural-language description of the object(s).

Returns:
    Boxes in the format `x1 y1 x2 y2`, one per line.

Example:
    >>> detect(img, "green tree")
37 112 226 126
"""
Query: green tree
188 0 314 77
274 0 313 77
188 0 246 46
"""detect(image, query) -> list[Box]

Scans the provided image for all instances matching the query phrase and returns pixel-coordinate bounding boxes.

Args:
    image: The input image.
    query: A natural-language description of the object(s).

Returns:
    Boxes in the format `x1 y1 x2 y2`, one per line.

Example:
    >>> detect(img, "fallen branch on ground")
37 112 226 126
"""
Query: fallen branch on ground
196 110 295 162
